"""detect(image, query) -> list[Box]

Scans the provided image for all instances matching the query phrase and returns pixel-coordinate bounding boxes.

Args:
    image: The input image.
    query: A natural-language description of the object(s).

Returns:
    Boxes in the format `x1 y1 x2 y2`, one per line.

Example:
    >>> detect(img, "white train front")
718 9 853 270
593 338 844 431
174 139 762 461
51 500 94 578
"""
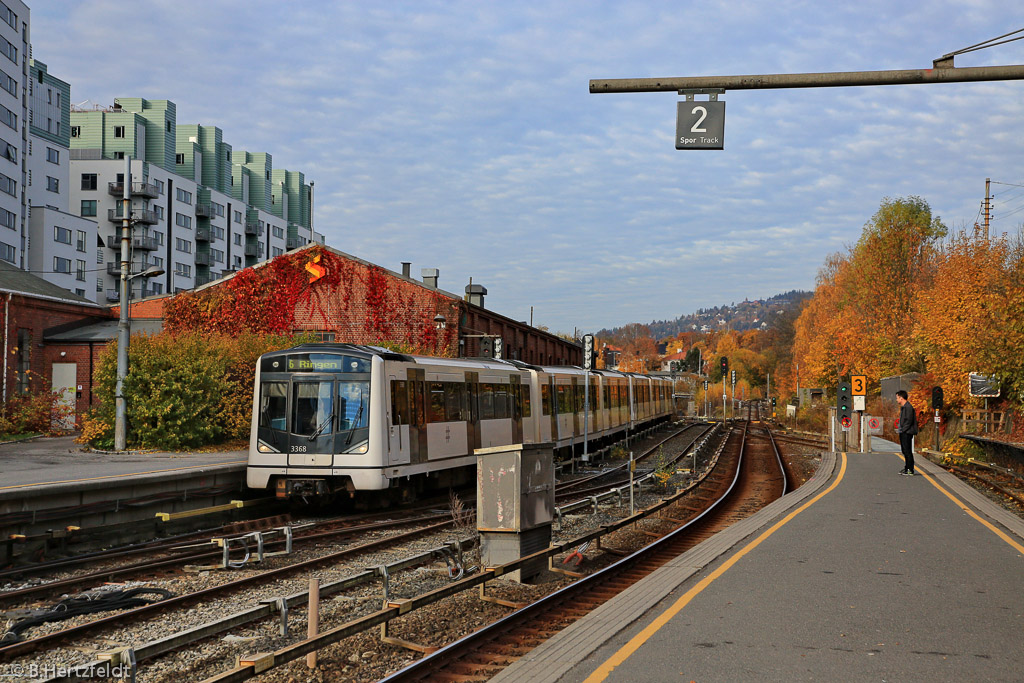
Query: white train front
247 344 672 502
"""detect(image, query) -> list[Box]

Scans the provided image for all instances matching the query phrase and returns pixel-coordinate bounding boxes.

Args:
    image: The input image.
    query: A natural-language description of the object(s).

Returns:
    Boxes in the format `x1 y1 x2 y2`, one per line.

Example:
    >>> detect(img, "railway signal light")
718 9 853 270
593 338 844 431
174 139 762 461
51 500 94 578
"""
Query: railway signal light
479 337 493 358
771 397 776 407
730 369 736 384
837 380 852 423
932 386 944 410
493 337 503 360
583 335 594 370
720 356 728 376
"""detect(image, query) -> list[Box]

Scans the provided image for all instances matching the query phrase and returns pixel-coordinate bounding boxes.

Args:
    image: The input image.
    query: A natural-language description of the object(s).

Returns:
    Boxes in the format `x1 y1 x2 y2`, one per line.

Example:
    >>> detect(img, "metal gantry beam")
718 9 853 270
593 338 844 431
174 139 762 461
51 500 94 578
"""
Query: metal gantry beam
590 62 1024 94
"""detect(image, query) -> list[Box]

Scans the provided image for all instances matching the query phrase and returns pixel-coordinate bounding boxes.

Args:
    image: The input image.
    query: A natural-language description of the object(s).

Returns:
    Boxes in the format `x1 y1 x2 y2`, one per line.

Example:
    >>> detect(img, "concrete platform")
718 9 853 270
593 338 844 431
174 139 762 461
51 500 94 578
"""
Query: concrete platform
496 438 1024 682
0 436 248 539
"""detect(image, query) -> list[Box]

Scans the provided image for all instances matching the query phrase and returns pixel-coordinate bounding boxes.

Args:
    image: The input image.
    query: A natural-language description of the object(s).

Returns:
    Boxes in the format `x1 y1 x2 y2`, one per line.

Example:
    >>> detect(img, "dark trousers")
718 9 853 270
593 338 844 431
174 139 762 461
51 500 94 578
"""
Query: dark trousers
899 432 915 471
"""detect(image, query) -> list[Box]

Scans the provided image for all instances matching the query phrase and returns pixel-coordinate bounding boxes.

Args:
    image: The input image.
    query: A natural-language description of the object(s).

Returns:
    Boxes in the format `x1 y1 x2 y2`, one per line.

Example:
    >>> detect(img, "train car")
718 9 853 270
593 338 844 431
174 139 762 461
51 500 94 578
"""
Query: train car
247 343 673 503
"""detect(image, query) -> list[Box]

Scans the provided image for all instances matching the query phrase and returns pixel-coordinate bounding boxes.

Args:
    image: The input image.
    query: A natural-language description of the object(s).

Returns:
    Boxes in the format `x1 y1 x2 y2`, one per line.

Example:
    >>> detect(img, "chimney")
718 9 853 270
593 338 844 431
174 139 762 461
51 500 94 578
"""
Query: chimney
466 283 487 308
401 262 411 278
421 268 439 289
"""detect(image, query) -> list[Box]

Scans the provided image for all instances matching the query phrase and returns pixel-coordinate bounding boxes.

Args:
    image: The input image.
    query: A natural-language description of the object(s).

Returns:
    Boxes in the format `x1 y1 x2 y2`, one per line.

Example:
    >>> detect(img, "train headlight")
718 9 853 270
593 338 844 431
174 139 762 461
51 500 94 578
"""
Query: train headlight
257 440 278 453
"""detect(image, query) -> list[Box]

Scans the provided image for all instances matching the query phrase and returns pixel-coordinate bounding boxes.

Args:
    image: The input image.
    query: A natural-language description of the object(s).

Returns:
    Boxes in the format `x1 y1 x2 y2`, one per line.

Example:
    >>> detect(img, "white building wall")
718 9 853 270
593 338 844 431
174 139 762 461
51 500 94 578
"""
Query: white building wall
0 1 26 267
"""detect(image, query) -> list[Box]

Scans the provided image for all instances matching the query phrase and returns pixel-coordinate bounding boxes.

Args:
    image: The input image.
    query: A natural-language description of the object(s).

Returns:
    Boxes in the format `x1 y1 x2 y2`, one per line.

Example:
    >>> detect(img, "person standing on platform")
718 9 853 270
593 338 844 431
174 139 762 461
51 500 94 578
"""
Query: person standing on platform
895 390 918 475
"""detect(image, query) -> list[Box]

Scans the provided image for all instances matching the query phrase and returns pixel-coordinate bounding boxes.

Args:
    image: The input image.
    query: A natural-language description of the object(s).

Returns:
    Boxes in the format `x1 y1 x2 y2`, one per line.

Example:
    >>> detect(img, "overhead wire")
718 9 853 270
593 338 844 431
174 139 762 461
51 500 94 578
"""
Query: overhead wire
941 28 1024 59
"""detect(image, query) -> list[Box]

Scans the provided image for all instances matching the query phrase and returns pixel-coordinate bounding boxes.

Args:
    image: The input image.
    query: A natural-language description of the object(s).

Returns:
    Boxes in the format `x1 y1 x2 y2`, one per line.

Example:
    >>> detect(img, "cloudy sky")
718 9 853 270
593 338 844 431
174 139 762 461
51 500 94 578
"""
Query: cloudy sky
31 1 1024 334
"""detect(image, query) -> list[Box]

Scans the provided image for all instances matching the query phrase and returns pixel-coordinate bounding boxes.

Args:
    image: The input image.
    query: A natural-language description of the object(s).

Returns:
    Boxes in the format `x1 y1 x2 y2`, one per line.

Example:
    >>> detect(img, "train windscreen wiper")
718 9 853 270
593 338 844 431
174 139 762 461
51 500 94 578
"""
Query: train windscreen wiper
307 411 335 441
344 399 365 446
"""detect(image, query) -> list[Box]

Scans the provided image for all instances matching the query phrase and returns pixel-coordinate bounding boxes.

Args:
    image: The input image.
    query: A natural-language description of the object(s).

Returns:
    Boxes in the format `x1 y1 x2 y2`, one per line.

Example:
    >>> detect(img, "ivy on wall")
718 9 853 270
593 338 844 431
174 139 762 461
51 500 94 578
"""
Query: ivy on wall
163 246 460 356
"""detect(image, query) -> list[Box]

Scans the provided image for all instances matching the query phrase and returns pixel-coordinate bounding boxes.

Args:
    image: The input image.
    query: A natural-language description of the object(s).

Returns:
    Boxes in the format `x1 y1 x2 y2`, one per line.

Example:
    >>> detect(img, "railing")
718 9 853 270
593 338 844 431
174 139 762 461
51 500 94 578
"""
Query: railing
961 410 1007 434
244 244 260 257
108 181 160 198
105 235 159 251
285 236 304 249
195 227 211 242
244 220 260 236
107 208 158 225
194 252 211 266
195 203 212 218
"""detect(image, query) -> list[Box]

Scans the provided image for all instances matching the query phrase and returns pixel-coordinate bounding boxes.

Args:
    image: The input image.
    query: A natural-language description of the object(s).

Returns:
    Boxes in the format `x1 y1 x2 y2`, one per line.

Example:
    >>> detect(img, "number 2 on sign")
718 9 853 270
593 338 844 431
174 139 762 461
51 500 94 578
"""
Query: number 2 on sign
690 106 708 133
851 375 866 396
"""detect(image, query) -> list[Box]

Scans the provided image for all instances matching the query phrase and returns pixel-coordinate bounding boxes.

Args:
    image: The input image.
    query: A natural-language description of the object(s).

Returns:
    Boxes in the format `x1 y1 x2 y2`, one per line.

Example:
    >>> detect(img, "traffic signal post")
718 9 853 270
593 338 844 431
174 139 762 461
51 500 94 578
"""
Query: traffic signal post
837 380 852 452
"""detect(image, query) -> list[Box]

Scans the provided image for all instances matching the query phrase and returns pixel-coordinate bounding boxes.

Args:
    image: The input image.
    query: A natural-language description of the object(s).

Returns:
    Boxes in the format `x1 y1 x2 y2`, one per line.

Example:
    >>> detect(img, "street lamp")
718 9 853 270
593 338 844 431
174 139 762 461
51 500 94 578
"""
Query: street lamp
113 263 165 450
433 313 446 329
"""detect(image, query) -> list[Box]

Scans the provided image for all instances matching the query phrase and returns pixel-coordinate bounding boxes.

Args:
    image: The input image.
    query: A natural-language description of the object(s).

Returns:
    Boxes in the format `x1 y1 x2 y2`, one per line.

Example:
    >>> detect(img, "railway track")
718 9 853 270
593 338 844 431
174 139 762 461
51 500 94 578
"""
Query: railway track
0 423 698 675
377 420 787 682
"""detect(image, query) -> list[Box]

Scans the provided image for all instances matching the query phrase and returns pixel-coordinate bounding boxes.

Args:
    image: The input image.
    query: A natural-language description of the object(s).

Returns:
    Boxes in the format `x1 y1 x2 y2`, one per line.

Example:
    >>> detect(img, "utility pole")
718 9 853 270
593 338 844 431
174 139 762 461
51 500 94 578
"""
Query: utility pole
114 156 131 451
984 177 991 239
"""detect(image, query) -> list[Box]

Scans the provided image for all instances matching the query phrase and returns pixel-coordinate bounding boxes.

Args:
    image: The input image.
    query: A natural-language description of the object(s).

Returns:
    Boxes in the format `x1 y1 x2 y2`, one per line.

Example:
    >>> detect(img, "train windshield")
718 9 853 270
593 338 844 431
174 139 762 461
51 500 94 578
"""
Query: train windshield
288 379 370 437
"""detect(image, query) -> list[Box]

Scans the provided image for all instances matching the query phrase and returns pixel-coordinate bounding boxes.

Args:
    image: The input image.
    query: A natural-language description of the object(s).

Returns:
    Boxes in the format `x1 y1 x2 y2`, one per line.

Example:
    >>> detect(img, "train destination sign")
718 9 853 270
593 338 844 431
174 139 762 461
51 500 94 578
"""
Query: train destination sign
676 100 725 150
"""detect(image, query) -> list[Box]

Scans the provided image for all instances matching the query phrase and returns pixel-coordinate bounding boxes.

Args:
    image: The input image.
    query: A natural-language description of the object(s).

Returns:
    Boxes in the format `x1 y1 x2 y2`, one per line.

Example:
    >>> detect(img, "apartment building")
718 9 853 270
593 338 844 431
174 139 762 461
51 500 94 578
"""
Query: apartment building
69 97 320 301
0 1 26 268
26 59 97 299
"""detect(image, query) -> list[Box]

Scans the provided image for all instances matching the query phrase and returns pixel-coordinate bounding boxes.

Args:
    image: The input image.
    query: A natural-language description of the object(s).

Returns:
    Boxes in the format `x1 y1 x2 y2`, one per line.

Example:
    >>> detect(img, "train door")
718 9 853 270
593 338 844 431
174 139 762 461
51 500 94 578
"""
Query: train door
407 368 428 464
465 371 481 451
288 376 335 467
510 374 524 443
571 376 581 438
387 374 410 466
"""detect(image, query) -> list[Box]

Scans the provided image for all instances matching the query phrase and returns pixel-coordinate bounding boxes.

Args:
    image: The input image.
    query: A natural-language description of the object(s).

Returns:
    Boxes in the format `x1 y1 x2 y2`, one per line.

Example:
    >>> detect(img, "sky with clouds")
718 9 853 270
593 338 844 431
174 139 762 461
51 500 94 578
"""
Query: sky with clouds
30 1 1024 335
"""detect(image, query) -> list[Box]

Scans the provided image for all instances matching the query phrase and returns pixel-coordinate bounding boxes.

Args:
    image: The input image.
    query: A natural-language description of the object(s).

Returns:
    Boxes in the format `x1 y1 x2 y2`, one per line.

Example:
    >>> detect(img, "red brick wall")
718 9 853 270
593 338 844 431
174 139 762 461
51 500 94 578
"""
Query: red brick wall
0 293 112 420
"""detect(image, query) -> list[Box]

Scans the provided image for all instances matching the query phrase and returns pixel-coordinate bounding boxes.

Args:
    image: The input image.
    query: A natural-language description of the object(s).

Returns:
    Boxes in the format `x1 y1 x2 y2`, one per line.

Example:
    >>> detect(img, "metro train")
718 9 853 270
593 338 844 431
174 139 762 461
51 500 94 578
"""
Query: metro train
246 343 673 503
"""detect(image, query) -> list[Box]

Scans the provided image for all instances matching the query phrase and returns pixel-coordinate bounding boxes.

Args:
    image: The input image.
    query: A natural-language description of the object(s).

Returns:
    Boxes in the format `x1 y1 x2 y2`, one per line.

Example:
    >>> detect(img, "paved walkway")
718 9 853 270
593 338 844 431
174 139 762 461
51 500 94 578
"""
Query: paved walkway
496 438 1024 682
0 435 245 490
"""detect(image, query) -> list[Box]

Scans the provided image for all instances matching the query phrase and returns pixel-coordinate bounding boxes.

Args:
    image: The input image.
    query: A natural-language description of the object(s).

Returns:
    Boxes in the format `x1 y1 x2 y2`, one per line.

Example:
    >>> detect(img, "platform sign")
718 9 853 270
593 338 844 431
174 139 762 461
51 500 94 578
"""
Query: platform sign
851 375 867 396
676 100 725 150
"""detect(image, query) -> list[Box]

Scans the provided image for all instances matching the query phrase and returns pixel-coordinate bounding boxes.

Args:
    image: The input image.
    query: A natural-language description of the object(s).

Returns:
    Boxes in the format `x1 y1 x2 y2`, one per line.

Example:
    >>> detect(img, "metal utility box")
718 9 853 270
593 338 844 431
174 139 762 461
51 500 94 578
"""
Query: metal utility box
476 442 554 582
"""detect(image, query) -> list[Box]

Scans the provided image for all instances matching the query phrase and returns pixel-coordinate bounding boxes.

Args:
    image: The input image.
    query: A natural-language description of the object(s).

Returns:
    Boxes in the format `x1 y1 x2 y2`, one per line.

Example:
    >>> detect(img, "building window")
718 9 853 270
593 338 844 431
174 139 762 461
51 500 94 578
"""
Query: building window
0 69 14 97
96 277 103 292
0 172 15 197
175 237 192 253
211 248 224 263
53 256 71 273
154 232 163 246
46 147 59 164
76 259 86 281
174 262 191 277
0 102 16 130
0 36 15 65
70 125 80 138
113 151 125 159
152 256 163 268
175 153 184 165
1 139 15 163
233 210 241 223
272 226 284 238
175 188 191 204
272 247 283 257
0 207 14 229
212 226 224 240
16 330 29 394
154 179 164 194
77 230 87 252
233 233 242 245
75 288 84 297
166 120 171 132
54 226 72 244
175 213 191 229
154 205 164 221
0 240 13 262
113 125 125 138
80 200 97 217
46 177 59 193
81 173 97 190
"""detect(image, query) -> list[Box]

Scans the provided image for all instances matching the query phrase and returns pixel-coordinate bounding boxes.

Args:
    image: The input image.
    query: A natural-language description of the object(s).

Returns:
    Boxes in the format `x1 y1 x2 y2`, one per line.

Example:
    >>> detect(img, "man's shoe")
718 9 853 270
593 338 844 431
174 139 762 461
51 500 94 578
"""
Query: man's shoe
900 470 914 476
899 469 908 475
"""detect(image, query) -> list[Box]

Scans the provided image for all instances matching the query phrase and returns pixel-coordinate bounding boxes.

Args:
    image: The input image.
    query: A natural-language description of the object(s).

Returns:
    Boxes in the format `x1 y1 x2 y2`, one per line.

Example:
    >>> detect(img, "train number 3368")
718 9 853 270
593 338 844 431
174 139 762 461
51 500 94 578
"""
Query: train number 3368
291 445 307 453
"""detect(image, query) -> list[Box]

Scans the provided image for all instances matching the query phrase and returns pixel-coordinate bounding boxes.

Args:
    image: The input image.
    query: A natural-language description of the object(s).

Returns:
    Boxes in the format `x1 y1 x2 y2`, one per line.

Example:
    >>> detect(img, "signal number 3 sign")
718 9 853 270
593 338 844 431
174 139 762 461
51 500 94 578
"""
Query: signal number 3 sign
851 375 867 396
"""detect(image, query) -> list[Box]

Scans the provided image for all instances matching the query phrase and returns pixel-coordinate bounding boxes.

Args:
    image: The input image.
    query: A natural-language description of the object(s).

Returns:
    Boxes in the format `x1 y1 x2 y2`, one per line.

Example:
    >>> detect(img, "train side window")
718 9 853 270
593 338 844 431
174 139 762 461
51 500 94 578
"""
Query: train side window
444 383 464 421
428 382 446 422
259 381 288 431
480 383 495 420
541 384 551 416
493 384 509 420
466 382 478 423
556 384 570 415
391 380 408 425
521 382 531 418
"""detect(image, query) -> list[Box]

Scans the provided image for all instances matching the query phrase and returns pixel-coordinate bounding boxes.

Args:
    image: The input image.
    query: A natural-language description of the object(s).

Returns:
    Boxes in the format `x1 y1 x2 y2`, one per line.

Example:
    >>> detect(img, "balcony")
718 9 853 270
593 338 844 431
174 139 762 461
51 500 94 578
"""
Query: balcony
195 203 212 218
108 181 160 198
286 236 304 250
106 235 159 251
244 244 260 257
108 207 158 225
195 252 211 266
244 220 260 236
196 273 218 287
105 289 120 303
195 227 211 242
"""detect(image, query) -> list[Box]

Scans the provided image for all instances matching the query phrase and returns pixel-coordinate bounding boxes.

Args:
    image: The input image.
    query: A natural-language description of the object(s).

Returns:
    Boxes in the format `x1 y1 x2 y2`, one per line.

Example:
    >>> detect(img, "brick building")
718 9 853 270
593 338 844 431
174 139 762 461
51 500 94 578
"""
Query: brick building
1 245 581 427
0 260 112 423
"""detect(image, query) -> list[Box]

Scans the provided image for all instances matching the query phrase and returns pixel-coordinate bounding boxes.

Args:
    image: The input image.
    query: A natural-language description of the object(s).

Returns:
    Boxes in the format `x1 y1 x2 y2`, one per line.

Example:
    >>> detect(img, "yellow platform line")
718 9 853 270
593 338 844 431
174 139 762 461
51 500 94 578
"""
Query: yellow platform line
0 460 247 491
585 453 849 682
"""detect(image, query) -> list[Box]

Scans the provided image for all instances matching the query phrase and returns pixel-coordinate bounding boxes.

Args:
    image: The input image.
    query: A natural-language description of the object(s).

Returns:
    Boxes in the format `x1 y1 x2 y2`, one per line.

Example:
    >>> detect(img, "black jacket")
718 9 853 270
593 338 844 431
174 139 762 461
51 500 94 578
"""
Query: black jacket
897 401 918 435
